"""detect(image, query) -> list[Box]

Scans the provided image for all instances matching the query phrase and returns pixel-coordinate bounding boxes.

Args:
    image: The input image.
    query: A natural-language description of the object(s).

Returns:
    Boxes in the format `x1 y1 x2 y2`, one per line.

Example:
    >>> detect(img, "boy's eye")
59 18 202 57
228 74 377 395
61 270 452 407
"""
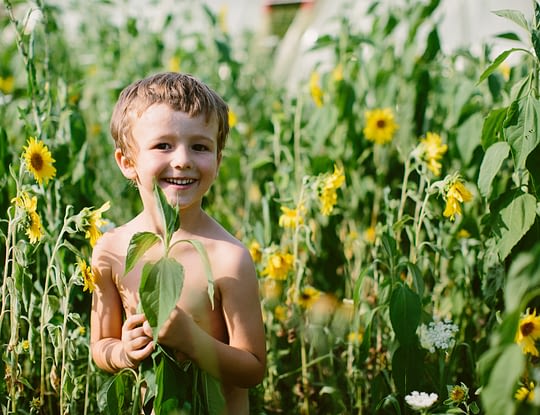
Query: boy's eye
193 144 209 152
155 143 171 150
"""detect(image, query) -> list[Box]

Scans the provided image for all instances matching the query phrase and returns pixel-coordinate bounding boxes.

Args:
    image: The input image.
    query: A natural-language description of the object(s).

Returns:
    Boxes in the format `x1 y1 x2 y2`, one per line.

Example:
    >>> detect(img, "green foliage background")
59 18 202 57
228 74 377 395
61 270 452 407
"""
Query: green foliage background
2 0 540 414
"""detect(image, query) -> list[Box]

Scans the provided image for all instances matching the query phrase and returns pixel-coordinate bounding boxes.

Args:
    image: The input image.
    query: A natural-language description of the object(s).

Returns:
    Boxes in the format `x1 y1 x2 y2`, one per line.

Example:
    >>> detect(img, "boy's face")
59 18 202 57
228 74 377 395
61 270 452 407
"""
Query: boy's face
117 103 221 211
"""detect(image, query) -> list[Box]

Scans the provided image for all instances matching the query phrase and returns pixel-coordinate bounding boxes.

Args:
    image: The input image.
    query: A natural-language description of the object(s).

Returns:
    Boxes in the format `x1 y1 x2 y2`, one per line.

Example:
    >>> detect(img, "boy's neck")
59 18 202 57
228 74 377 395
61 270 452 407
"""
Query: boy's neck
141 205 208 237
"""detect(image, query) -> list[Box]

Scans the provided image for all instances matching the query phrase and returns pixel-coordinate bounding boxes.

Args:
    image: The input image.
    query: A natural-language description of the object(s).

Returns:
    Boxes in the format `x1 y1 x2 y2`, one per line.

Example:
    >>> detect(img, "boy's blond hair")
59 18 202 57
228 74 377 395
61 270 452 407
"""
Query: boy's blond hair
110 72 229 159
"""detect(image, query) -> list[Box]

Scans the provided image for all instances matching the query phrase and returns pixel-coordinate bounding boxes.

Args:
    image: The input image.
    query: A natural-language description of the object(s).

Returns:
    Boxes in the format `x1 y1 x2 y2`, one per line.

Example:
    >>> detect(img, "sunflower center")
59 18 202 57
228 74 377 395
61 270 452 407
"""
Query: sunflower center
376 119 387 129
30 152 44 171
521 321 535 336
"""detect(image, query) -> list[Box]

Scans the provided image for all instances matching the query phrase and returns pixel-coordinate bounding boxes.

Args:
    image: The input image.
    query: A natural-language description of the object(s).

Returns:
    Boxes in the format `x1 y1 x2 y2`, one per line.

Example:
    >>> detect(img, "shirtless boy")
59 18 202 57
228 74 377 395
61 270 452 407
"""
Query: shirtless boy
90 72 266 414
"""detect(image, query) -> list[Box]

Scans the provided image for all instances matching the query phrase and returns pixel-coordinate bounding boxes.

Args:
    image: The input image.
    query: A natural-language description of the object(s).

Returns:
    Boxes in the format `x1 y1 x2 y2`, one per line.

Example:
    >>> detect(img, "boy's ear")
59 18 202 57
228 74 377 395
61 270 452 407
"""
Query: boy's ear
115 148 138 181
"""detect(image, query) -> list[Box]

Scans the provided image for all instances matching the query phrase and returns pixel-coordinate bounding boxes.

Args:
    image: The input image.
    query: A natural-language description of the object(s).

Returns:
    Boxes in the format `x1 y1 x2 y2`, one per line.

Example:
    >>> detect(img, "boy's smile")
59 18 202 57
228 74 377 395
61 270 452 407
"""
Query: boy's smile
118 103 221 213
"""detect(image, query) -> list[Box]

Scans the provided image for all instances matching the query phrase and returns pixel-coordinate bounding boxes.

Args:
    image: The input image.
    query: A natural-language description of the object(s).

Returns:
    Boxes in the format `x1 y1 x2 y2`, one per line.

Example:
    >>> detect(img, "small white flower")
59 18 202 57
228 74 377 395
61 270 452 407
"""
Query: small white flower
405 391 438 410
23 8 44 35
419 319 458 353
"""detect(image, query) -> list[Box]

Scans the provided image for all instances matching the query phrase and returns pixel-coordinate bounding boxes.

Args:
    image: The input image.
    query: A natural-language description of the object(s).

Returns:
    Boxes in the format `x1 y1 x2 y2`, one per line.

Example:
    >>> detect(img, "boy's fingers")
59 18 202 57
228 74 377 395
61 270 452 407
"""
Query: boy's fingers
142 320 153 337
124 313 146 329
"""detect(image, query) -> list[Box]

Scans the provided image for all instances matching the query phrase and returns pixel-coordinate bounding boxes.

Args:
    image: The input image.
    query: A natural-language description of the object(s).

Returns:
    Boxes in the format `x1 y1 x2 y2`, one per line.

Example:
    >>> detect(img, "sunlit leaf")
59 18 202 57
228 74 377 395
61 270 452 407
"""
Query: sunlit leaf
125 232 160 275
477 48 529 85
478 141 510 198
153 180 180 246
494 192 536 260
504 95 540 169
139 257 184 338
493 9 530 32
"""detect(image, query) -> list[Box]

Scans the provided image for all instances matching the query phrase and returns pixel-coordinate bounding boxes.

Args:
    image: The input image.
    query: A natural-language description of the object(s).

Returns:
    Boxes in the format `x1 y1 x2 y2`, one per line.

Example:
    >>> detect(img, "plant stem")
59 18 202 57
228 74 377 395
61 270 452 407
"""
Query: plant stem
39 211 71 406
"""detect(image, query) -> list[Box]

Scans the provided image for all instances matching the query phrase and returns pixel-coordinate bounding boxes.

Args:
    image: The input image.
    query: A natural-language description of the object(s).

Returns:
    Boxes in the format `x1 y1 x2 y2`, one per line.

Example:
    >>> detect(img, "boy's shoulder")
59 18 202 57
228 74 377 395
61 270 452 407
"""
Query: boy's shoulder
203 216 253 268
92 215 142 258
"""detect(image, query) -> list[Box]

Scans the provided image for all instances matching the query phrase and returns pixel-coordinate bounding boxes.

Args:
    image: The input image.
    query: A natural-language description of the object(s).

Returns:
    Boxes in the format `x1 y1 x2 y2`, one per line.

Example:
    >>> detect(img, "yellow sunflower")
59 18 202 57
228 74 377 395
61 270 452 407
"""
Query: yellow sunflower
249 240 262 263
75 201 110 247
443 177 473 221
77 258 96 293
261 251 294 280
279 205 304 229
296 286 321 309
22 137 57 185
419 132 447 176
319 164 345 216
26 211 44 244
12 191 44 244
363 108 399 145
516 309 540 356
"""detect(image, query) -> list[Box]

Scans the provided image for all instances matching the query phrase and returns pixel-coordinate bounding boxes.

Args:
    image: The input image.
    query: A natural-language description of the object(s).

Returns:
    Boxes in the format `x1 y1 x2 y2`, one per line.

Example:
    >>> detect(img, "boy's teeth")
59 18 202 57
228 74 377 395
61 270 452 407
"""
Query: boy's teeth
167 178 195 185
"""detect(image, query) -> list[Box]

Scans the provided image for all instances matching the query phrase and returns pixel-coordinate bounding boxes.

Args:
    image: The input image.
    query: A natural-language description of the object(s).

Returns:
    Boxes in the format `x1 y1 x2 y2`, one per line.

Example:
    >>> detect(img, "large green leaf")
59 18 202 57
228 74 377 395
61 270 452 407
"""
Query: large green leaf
389 283 421 347
480 344 524 415
391 344 425 395
139 257 184 338
494 192 536 260
125 232 160 275
477 141 510 198
504 95 540 170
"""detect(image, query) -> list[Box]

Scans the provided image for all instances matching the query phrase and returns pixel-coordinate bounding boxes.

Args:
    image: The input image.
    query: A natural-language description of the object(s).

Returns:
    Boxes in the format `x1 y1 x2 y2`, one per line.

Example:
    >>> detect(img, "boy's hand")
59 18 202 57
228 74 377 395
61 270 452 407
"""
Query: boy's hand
121 313 154 367
157 306 190 361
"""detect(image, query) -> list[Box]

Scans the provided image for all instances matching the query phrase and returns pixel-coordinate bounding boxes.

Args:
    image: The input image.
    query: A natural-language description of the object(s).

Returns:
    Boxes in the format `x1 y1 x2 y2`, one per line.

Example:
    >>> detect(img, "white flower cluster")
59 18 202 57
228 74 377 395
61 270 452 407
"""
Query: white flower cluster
419 319 458 353
405 391 438 410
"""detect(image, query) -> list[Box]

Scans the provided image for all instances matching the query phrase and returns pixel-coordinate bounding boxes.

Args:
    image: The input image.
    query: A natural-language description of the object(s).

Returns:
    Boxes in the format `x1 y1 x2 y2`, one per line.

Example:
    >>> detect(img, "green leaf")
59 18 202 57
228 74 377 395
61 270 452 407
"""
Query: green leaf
477 48 529 85
456 112 482 165
480 344 524 415
125 232 160 275
493 9 530 32
139 257 184 338
504 95 540 169
200 370 226 415
494 192 536 260
153 180 180 247
389 283 421 346
391 344 425 394
102 373 126 413
532 29 540 59
494 31 522 42
153 354 183 415
481 107 508 149
477 141 510 198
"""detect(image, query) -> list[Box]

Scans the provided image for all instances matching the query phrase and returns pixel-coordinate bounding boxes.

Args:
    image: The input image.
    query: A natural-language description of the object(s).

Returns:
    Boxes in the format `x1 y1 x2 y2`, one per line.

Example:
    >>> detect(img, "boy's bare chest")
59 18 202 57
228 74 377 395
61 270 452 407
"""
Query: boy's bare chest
115 244 222 330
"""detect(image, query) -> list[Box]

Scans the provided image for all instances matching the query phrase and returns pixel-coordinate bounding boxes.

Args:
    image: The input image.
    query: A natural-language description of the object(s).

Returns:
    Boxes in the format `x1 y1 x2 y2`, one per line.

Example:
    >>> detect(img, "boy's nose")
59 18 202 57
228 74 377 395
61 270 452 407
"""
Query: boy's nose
172 146 192 169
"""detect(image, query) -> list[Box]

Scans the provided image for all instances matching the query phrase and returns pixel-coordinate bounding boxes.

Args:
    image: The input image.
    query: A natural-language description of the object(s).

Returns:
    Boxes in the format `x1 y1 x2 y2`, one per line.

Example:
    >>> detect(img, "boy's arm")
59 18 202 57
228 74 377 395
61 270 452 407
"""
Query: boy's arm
90 239 153 372
158 249 266 388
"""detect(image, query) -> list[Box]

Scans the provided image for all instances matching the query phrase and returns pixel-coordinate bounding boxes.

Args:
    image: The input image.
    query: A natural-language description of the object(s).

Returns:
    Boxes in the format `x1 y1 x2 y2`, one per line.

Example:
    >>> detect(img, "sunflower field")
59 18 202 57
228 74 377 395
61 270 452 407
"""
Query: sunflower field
2 0 540 414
